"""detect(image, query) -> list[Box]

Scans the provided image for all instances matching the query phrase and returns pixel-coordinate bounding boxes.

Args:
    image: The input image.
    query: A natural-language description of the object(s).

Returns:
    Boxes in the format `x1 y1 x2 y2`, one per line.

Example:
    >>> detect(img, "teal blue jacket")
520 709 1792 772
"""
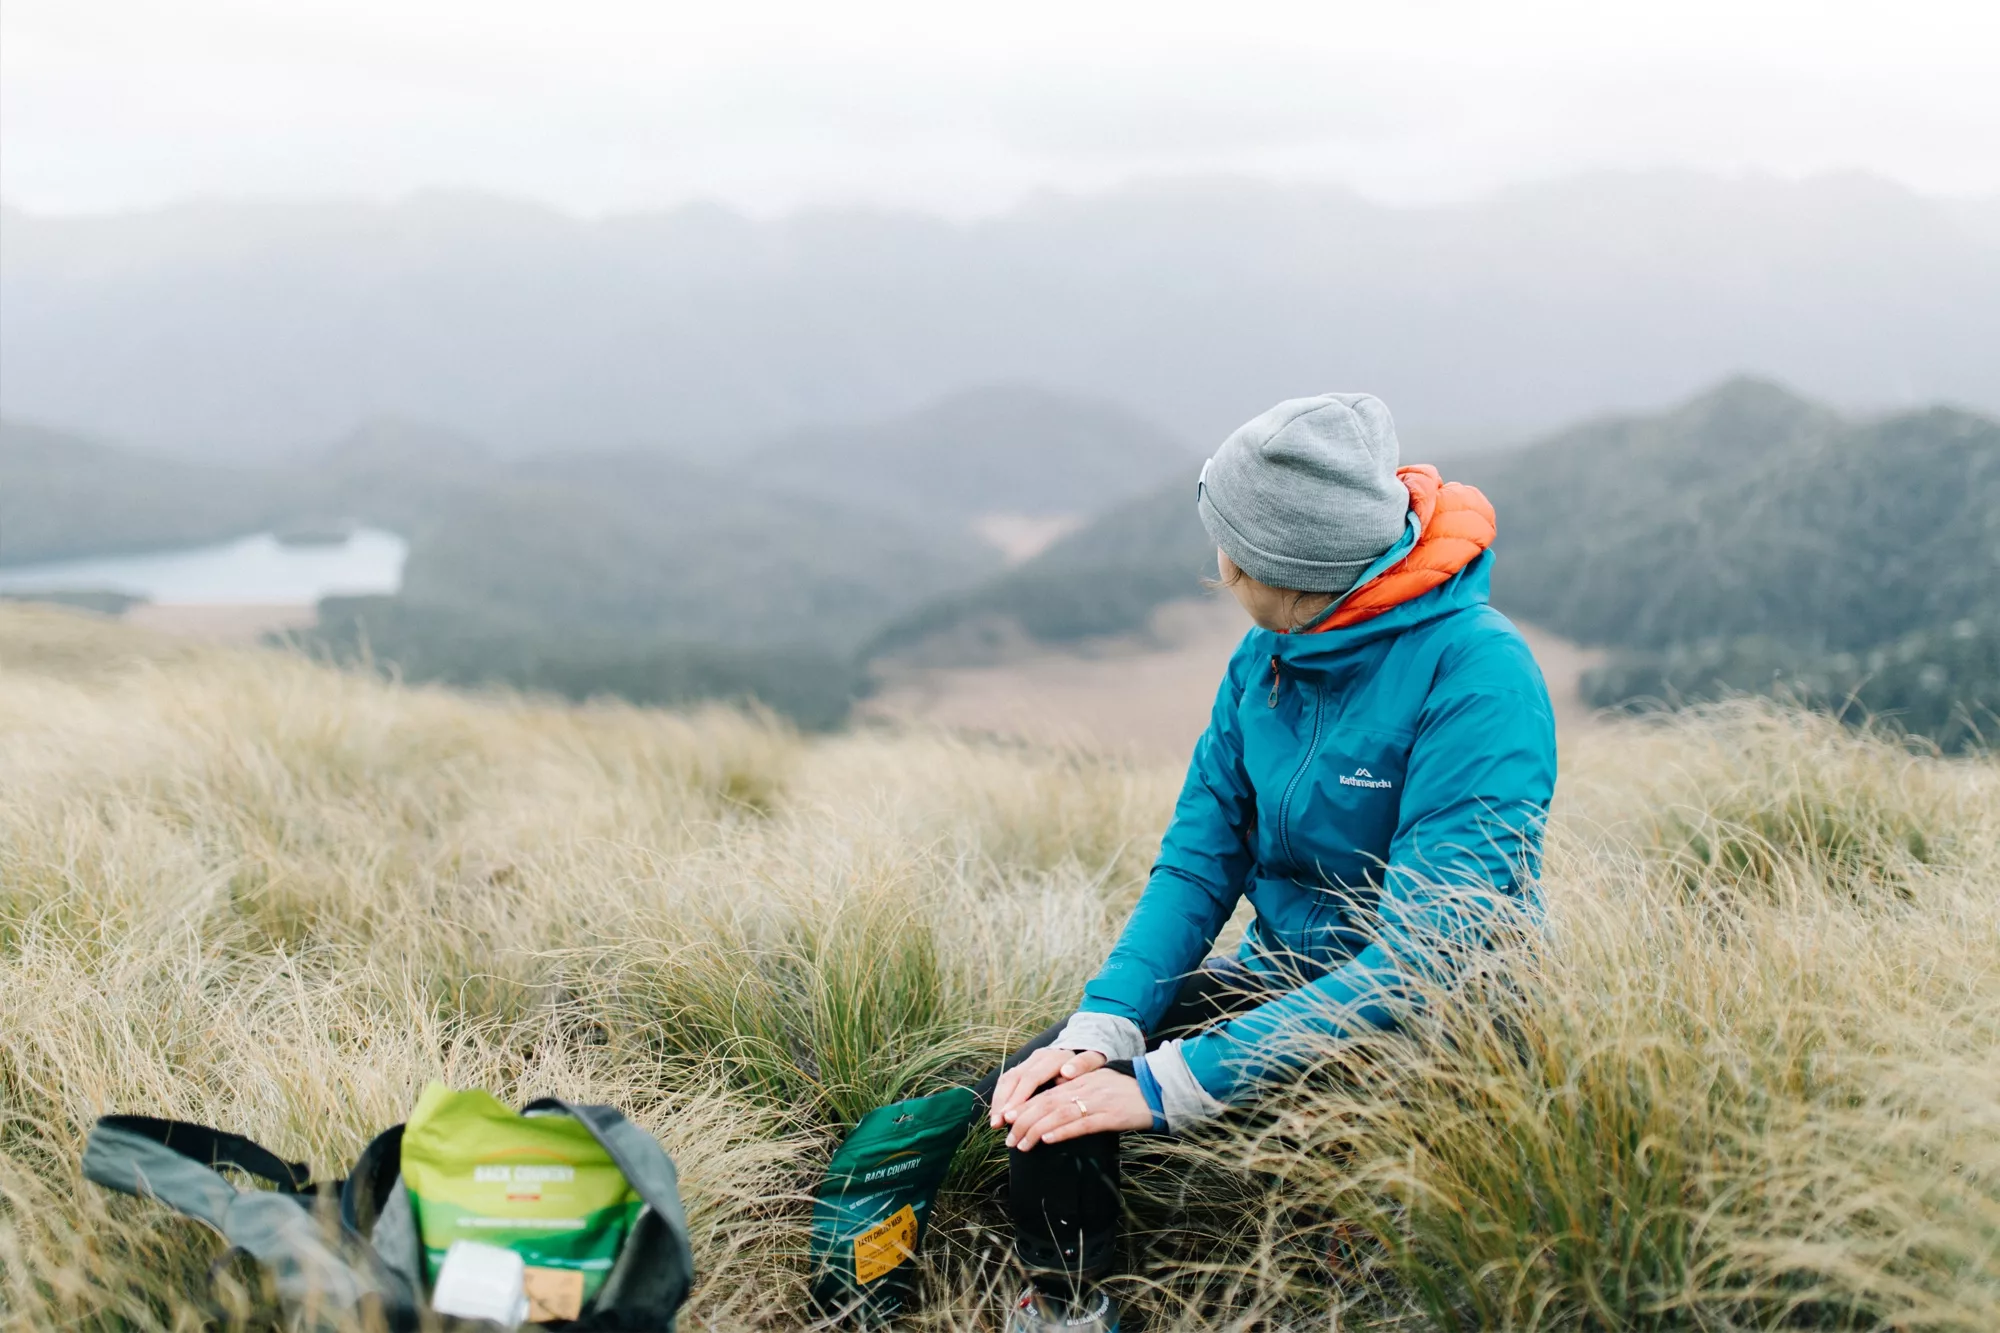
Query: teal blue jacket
1079 550 1557 1104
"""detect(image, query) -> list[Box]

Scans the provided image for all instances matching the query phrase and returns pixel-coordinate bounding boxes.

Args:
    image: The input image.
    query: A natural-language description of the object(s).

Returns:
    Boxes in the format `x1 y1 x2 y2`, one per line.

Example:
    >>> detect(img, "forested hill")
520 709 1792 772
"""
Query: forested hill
1464 379 2000 747
1461 378 2000 653
877 379 1999 746
868 473 1210 656
0 419 287 564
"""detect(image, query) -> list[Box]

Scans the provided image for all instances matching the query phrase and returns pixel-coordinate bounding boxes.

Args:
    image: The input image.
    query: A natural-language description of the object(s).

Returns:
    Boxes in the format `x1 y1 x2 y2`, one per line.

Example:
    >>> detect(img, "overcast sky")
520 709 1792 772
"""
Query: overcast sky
4 1 1998 218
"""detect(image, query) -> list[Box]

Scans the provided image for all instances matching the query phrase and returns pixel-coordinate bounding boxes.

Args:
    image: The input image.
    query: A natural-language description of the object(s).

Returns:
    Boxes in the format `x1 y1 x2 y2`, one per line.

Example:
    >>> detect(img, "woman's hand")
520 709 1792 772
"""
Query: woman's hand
1006 1068 1154 1150
989 1047 1106 1129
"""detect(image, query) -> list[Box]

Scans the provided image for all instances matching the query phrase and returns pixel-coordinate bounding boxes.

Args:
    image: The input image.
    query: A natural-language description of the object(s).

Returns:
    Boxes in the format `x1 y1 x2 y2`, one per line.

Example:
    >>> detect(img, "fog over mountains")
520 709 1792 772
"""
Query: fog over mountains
4 171 1995 459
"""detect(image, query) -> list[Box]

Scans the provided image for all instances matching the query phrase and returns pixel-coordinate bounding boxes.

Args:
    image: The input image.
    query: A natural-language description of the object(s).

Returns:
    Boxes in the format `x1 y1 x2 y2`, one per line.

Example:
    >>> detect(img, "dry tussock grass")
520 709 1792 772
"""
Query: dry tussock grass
1 603 1994 1330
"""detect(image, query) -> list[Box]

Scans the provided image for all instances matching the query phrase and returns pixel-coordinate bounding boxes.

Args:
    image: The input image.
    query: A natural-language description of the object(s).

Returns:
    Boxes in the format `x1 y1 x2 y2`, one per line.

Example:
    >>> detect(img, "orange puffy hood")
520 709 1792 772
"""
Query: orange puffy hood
1308 465 1495 633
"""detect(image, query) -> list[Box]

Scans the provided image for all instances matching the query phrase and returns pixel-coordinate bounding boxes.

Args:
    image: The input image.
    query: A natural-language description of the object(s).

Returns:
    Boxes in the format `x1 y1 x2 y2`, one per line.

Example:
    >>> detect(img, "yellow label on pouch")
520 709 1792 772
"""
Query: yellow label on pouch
524 1265 586 1322
853 1204 918 1283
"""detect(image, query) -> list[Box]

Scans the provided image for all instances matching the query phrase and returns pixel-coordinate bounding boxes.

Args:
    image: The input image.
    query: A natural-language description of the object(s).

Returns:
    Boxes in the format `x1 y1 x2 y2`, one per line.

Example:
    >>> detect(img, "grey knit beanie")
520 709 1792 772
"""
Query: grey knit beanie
1197 393 1408 594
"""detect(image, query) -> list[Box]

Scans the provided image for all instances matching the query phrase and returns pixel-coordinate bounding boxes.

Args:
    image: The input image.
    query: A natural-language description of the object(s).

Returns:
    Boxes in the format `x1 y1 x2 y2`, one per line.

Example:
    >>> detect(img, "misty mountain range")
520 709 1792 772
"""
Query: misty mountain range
5 171 1997 460
6 374 1994 742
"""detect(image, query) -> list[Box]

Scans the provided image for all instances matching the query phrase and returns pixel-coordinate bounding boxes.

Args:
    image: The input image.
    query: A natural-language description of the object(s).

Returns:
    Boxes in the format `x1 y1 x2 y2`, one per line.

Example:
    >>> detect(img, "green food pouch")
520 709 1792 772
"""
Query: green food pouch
808 1086 976 1322
400 1084 644 1317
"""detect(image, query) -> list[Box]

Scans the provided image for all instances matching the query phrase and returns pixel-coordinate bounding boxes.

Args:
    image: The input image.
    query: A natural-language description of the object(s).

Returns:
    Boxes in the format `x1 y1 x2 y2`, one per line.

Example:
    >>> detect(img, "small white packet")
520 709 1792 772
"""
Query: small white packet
430 1239 530 1326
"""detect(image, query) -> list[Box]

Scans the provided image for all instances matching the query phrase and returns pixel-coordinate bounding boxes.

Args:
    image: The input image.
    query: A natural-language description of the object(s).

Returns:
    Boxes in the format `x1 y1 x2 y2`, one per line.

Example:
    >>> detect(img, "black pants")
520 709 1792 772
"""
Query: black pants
971 959 1284 1290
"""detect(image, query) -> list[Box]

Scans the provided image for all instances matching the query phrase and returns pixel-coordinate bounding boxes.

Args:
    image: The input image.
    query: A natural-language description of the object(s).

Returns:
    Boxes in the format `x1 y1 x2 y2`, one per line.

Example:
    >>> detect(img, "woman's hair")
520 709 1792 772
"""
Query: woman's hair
1206 561 1337 632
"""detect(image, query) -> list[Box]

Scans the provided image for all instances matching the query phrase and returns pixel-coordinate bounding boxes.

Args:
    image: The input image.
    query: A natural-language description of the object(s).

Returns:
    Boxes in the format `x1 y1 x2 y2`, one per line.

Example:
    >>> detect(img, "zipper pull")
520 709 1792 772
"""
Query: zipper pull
1268 654 1282 707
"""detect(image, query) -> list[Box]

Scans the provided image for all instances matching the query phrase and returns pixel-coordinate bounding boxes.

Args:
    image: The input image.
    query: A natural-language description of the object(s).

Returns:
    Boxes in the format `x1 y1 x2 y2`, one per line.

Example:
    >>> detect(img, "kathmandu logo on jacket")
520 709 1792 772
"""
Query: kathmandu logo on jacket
1339 767 1394 790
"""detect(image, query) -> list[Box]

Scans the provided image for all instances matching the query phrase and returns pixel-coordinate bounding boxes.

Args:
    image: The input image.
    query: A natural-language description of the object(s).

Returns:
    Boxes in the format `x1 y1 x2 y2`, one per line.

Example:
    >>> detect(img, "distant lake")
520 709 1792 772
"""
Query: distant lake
0 529 408 605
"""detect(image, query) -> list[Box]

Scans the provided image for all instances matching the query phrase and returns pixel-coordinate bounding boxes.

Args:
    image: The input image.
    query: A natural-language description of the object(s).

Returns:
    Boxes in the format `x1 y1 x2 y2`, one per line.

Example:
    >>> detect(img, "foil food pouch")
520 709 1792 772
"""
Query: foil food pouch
808 1086 976 1322
400 1083 643 1318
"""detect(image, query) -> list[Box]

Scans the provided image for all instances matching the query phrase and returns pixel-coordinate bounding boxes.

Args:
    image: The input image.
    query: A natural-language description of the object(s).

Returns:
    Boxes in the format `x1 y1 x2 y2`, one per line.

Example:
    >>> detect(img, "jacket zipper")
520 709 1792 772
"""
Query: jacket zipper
1267 655 1282 707
1276 674 1326 867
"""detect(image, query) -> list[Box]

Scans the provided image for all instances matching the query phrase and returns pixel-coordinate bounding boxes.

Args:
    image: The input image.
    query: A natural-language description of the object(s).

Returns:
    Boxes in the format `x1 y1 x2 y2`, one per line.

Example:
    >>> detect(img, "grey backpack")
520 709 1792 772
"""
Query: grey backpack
83 1100 694 1331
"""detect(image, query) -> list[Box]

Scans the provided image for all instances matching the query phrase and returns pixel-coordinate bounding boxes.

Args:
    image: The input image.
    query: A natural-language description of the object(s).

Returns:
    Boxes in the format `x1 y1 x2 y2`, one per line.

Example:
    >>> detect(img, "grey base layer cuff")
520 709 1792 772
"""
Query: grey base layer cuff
1051 1012 1145 1062
1144 1039 1228 1131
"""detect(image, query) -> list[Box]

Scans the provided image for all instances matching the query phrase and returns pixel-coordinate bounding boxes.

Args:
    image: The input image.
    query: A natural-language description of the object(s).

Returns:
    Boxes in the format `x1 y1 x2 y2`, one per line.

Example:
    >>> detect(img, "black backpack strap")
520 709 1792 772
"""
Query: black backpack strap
520 1098 695 1329
91 1115 315 1194
339 1124 405 1236
338 1123 428 1312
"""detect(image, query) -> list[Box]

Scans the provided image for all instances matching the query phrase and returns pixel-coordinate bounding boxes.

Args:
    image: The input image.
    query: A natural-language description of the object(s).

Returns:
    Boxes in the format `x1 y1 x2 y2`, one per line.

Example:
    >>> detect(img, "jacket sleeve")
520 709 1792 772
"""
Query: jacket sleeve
1072 634 1261 1033
1174 639 1557 1107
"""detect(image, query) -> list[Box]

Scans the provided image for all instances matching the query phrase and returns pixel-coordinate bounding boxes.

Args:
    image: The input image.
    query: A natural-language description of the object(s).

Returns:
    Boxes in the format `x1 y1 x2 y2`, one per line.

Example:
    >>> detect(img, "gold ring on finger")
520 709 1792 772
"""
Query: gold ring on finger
1072 1098 1089 1115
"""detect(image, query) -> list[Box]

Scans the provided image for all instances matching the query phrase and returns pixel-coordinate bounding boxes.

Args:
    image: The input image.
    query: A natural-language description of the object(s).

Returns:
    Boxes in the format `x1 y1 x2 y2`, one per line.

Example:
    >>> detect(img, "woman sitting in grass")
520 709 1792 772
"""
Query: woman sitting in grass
979 393 1558 1324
